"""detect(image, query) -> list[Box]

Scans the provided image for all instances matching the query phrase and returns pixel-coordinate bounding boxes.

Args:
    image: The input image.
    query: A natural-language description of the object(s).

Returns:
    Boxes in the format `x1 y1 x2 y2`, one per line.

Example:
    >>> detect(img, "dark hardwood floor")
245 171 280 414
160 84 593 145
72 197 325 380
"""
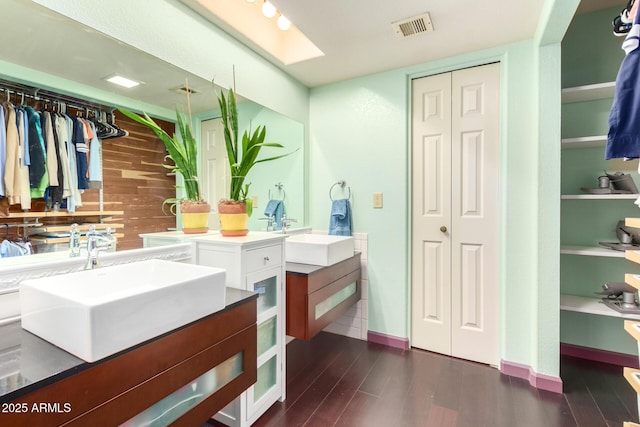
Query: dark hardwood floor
212 332 639 427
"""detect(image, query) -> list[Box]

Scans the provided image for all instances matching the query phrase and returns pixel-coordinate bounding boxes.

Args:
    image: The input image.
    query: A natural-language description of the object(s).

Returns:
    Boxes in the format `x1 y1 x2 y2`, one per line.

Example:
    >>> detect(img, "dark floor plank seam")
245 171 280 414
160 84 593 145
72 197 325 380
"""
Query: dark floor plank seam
301 353 364 427
570 382 610 427
262 348 348 426
327 346 386 427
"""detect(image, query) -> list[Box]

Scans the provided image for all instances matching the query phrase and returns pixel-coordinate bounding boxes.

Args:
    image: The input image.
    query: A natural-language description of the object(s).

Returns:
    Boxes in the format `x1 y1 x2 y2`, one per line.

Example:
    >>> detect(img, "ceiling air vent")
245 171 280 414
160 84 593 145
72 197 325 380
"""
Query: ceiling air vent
392 13 433 38
172 85 199 95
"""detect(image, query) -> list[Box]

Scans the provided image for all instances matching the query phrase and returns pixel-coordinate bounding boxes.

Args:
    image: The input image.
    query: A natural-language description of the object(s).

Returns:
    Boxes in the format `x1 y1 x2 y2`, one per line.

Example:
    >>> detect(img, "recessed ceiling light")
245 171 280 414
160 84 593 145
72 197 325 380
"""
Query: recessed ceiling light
104 74 141 88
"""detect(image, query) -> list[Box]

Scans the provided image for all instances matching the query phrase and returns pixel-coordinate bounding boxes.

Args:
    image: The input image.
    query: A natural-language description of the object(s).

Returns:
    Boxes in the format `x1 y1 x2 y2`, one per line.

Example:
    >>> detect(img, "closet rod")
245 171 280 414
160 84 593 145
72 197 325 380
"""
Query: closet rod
0 78 109 112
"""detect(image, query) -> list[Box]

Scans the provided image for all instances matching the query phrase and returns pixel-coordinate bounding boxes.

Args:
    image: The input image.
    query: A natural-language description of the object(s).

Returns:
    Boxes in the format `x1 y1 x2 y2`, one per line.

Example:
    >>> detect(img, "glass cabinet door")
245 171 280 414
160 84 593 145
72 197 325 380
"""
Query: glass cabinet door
257 316 277 357
247 267 282 321
248 354 279 414
245 266 283 421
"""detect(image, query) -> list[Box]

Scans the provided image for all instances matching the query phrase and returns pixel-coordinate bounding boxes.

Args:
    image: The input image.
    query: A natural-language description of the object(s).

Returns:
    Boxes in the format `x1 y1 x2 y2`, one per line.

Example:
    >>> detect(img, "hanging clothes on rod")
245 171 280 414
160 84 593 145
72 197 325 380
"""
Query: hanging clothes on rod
0 79 122 213
0 223 35 258
607 1 640 160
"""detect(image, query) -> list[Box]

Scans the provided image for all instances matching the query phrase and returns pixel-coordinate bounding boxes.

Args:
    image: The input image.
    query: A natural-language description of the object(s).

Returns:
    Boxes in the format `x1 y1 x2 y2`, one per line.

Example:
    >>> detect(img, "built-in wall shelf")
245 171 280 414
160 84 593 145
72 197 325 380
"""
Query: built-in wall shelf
5 210 123 219
561 194 638 200
30 234 125 245
561 135 607 149
30 224 124 233
560 245 626 258
627 250 640 265
561 82 616 104
625 273 640 291
560 294 640 320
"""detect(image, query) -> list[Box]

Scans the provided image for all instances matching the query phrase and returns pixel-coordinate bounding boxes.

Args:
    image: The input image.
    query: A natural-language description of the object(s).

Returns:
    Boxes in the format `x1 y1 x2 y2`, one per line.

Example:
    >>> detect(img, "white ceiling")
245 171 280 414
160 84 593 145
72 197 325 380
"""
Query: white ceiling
0 0 626 112
207 0 626 87
267 0 547 87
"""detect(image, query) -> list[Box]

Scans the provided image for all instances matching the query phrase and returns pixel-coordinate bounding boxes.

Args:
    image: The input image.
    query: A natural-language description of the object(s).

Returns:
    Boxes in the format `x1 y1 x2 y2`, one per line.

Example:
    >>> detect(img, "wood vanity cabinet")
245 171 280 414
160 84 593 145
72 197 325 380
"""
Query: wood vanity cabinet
286 253 361 340
4 296 257 427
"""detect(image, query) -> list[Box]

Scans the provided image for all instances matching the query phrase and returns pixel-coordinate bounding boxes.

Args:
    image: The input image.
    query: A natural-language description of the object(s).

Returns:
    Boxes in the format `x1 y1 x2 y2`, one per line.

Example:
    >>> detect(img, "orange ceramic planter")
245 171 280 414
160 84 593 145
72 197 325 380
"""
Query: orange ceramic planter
218 201 249 237
180 201 210 234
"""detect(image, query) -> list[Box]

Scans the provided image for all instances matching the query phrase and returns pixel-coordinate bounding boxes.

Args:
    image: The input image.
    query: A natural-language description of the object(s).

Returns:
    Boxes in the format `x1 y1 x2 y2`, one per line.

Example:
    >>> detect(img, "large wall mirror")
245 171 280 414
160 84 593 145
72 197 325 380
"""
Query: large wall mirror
0 0 305 269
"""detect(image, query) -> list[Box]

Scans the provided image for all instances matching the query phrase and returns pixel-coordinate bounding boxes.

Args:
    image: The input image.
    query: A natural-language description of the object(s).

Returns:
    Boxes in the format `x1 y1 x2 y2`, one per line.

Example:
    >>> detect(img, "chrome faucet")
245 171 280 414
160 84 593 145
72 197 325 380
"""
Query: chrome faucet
258 216 276 232
85 225 115 270
281 216 298 234
69 223 81 257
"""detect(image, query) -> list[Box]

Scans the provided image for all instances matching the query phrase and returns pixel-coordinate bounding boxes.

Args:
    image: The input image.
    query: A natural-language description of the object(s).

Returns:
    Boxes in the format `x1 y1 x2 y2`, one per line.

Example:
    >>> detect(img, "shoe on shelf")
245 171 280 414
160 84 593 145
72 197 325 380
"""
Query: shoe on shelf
614 14 633 37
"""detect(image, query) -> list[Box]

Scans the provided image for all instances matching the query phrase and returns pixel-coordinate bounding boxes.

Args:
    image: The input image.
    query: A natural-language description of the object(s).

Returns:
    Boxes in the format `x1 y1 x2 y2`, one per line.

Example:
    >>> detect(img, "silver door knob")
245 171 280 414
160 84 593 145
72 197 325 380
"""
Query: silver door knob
440 226 447 233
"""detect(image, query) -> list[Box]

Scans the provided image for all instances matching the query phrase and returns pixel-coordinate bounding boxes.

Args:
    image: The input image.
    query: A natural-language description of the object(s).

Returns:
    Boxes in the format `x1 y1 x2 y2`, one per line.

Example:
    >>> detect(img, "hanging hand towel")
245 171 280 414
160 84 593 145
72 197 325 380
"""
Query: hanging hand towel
329 198 352 236
607 5 640 159
264 199 284 230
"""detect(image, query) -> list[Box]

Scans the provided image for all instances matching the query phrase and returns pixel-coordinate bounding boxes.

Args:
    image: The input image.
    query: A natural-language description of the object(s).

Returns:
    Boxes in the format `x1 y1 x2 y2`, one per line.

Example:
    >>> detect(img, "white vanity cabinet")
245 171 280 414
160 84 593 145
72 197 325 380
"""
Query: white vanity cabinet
192 232 286 427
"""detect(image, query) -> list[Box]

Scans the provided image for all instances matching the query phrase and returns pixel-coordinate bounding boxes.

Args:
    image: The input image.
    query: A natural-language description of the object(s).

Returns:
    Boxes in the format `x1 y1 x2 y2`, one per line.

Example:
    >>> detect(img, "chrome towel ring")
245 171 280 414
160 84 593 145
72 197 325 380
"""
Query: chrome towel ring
329 180 351 201
268 183 286 201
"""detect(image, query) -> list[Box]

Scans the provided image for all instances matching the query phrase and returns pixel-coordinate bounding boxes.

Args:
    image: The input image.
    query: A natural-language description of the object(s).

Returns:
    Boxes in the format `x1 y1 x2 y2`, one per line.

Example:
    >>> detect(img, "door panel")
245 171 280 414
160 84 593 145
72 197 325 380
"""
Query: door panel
460 243 482 329
411 72 452 354
450 63 499 365
411 63 499 366
201 118 229 228
460 131 483 216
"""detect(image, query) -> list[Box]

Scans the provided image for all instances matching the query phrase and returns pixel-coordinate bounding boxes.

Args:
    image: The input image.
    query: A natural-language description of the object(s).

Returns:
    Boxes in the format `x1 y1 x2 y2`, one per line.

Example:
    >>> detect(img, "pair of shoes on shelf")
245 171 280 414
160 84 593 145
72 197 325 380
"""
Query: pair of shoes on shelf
614 0 636 36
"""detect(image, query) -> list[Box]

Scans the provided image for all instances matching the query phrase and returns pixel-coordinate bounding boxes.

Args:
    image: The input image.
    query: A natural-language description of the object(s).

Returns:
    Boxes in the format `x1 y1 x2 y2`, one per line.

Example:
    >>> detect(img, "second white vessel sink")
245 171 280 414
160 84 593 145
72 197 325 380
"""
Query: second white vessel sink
285 234 354 266
20 259 226 362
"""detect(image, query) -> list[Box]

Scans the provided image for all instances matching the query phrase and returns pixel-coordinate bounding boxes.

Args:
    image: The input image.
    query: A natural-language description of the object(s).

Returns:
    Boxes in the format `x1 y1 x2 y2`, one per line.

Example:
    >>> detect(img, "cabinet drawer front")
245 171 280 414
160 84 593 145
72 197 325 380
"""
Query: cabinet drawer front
246 245 282 272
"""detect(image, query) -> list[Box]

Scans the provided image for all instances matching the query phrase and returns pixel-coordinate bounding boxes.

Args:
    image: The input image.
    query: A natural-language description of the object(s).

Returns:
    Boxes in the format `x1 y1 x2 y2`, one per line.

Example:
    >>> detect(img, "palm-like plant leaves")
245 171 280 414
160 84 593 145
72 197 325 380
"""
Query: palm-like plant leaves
216 87 296 203
118 108 201 203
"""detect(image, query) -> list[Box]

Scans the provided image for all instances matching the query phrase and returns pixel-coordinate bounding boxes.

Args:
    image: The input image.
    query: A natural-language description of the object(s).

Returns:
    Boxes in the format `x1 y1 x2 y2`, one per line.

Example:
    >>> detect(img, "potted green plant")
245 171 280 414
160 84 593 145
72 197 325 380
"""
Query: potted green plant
117 107 210 234
216 86 294 236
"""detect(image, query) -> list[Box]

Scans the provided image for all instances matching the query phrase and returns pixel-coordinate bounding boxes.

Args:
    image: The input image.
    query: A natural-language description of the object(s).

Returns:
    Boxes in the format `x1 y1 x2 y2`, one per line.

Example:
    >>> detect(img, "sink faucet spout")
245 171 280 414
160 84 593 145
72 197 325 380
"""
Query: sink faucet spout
84 226 115 269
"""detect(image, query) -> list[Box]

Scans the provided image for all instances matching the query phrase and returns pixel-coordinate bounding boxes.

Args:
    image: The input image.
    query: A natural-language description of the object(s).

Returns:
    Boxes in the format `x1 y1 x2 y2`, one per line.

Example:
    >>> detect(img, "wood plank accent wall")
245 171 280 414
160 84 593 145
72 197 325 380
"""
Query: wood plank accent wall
80 111 176 251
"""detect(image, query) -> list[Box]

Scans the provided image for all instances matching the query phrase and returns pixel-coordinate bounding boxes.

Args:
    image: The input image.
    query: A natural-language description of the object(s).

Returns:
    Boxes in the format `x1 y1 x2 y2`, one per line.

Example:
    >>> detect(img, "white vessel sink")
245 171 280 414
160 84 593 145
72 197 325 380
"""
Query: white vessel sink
20 259 226 362
285 234 354 266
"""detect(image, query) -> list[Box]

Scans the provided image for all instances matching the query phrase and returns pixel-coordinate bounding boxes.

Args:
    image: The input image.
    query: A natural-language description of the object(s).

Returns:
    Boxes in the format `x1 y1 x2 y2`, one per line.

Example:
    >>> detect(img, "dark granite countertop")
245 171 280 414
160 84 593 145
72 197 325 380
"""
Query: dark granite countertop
286 251 361 276
0 288 256 403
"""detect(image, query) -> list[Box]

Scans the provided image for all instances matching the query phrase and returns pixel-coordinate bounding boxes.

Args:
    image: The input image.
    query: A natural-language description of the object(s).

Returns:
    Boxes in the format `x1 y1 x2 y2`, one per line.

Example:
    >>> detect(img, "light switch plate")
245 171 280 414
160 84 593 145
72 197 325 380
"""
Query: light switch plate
252 195 259 209
373 192 383 208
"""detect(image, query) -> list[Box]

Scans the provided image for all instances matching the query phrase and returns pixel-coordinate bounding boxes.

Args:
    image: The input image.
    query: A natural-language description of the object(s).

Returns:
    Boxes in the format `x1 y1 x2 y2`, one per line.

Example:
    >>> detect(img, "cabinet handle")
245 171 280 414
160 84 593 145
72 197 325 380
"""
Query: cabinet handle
440 226 447 233
264 256 270 262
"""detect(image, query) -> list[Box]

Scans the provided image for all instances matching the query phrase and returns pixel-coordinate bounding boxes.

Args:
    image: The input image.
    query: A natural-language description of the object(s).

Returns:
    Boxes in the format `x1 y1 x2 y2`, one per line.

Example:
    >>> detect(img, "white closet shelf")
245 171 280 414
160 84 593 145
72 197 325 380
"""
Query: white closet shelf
626 274 640 292
5 210 123 219
561 135 607 149
560 294 640 320
29 223 124 234
627 250 640 265
561 194 638 200
30 233 124 245
561 82 616 103
560 245 626 258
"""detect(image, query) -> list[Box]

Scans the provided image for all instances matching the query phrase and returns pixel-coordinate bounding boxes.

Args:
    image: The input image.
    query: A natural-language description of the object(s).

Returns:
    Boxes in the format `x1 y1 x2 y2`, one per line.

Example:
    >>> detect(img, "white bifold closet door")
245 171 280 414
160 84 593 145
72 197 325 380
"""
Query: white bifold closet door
411 63 500 366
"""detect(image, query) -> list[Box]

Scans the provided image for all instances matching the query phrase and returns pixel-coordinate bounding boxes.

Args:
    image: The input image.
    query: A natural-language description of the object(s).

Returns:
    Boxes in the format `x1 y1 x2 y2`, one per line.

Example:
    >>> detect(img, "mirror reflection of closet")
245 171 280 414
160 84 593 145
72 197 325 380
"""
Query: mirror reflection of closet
0 0 305 267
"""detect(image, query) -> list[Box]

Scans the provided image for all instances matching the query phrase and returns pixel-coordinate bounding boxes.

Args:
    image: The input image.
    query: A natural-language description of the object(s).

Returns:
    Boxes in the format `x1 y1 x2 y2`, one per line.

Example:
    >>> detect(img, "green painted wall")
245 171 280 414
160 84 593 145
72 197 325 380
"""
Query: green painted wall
561 6 625 88
560 5 640 356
